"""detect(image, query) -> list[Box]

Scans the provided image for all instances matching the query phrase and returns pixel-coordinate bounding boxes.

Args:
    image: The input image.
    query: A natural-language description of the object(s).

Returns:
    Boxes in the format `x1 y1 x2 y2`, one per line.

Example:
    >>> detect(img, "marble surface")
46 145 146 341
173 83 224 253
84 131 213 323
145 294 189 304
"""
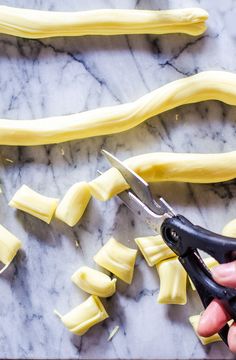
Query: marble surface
0 0 236 358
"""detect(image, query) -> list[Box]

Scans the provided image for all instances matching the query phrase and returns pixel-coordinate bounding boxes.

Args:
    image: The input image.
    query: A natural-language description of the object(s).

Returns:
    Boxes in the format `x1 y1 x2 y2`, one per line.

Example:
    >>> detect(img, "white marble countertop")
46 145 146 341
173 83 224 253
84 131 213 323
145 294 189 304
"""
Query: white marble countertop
0 0 236 358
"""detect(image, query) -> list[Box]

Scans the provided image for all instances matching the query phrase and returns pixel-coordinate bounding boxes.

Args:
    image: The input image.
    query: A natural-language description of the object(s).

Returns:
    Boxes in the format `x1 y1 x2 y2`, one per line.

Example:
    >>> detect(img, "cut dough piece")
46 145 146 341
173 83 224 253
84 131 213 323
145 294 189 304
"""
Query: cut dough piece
55 182 91 226
2 71 236 146
189 315 222 345
9 185 59 224
89 150 236 201
189 257 219 291
54 295 108 336
156 257 187 305
135 235 175 266
222 218 236 237
0 7 208 39
89 168 129 201
94 237 137 284
72 266 116 297
0 224 21 273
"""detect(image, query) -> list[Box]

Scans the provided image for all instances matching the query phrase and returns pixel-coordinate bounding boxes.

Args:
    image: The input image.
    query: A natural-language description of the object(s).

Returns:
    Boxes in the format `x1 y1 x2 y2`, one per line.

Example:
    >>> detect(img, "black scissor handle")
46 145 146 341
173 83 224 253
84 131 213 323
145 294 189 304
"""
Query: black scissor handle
180 250 236 345
161 215 236 264
161 215 236 346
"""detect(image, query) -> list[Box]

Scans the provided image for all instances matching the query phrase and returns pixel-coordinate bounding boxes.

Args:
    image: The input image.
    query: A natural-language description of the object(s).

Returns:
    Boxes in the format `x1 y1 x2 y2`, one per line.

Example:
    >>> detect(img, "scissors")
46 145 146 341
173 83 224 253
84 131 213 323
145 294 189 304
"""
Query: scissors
101 149 236 347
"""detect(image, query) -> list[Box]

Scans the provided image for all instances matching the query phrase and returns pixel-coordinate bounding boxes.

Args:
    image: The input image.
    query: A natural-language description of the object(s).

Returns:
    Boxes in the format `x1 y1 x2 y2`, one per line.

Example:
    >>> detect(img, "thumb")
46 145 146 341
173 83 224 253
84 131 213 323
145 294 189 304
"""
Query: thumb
211 261 236 287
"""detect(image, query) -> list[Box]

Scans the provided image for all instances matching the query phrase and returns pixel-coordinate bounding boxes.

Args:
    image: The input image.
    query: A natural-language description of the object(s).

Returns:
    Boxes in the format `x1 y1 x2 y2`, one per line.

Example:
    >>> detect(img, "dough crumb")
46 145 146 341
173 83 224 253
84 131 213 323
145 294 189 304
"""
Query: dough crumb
5 158 14 163
107 325 119 341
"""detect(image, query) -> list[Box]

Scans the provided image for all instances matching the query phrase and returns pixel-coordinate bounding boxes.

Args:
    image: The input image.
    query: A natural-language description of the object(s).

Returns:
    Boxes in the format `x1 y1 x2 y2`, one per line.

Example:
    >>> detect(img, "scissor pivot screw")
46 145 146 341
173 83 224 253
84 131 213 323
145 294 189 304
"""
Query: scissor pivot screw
170 229 180 242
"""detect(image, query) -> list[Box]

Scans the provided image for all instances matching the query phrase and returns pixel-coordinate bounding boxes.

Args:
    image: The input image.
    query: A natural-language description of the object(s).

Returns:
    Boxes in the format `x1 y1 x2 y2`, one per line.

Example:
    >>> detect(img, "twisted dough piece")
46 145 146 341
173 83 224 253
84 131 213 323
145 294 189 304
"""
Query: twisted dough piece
2 71 236 146
54 295 108 335
135 235 175 266
0 7 208 39
89 150 236 201
71 266 116 298
94 237 137 284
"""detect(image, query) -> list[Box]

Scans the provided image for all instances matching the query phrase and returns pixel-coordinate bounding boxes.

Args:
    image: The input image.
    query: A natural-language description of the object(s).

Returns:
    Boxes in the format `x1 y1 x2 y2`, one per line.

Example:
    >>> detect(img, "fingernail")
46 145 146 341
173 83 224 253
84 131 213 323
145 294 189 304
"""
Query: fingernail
211 262 236 279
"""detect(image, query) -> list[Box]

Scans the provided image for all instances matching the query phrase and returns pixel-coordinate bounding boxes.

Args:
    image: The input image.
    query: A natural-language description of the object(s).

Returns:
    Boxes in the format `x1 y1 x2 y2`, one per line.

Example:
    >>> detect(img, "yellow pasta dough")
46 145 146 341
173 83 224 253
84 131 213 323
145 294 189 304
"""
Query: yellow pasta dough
0 7 208 39
89 150 236 201
55 182 91 227
203 257 219 269
54 295 108 335
71 266 116 297
0 224 21 273
222 218 236 237
135 235 175 267
89 168 129 201
156 257 187 305
9 185 59 224
189 315 222 345
94 237 137 284
2 71 236 146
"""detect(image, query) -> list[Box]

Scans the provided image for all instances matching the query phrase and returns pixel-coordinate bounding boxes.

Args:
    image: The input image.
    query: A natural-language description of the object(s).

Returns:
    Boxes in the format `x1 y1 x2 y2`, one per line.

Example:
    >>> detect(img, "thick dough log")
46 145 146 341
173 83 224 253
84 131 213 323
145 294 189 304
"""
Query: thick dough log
89 151 236 201
2 71 236 146
0 7 208 38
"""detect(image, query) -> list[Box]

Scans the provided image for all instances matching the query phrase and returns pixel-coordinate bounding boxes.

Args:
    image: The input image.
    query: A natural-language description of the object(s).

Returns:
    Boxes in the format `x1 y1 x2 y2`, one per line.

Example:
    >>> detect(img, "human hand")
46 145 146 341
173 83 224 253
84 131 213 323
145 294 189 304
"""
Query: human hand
198 261 236 352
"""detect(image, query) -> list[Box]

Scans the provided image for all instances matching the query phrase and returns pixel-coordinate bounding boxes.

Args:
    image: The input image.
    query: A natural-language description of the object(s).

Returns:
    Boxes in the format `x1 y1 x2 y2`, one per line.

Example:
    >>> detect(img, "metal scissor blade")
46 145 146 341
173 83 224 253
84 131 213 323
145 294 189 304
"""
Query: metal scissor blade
101 149 174 216
117 189 171 234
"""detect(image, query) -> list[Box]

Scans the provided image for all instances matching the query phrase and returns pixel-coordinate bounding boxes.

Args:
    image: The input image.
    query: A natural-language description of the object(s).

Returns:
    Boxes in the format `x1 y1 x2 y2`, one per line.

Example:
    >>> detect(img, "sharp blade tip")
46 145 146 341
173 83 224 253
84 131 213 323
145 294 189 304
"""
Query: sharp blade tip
101 148 110 156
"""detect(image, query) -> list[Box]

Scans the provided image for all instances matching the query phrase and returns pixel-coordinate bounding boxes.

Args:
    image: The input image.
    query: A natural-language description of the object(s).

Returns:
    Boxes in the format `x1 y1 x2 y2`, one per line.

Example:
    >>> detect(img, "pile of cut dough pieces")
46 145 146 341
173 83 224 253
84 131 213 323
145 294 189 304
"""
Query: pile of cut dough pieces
4 176 236 344
0 4 235 346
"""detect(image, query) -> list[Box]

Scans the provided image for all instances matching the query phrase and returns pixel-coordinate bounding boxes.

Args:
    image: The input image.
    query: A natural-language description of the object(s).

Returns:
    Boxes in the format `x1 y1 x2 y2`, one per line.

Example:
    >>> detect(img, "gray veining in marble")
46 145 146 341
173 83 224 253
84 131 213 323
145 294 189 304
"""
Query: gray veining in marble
0 0 236 358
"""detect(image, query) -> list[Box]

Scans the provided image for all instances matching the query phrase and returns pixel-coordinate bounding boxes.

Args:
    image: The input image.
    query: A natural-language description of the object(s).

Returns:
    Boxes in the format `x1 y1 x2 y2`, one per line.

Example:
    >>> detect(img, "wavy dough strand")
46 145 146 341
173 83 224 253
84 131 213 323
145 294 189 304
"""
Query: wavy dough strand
89 150 236 201
1 71 236 146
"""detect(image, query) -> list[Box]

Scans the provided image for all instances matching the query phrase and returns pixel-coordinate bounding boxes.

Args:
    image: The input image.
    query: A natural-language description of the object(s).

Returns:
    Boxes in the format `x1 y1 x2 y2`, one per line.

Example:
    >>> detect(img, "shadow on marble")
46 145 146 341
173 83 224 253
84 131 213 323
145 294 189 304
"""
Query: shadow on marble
71 322 109 355
15 210 60 247
0 248 27 282
0 31 210 61
150 181 236 211
165 302 192 326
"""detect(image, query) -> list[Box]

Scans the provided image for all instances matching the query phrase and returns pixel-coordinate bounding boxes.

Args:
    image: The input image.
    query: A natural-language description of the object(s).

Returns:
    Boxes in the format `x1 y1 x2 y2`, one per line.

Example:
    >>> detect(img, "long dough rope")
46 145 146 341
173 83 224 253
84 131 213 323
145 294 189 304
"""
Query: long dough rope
0 6 208 38
2 71 236 146
10 150 236 225
89 150 236 201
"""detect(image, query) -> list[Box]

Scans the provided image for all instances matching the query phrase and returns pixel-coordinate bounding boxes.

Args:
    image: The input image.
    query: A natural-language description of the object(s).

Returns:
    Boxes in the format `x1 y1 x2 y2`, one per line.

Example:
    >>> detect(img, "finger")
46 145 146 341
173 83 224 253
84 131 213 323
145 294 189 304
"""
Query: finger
211 261 236 287
228 323 236 353
198 299 231 337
